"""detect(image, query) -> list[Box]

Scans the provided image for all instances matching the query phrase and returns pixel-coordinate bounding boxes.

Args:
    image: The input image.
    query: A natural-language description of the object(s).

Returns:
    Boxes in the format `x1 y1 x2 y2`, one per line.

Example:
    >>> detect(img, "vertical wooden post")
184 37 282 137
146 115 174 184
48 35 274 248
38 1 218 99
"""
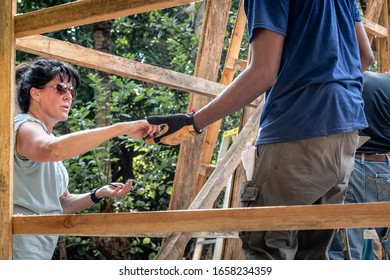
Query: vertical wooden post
0 0 16 260
365 0 386 44
222 107 257 260
376 0 390 72
194 0 246 195
167 0 232 211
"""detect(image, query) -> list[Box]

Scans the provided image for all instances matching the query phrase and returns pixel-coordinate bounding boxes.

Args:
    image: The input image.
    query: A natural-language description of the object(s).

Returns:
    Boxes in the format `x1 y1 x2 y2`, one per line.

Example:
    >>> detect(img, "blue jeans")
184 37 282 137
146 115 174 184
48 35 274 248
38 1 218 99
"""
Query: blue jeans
329 155 390 260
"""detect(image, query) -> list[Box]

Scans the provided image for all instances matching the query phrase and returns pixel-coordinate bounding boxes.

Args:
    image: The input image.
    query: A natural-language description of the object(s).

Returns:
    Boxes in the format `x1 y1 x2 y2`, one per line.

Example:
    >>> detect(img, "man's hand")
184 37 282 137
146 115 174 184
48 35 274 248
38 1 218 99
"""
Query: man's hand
144 113 202 145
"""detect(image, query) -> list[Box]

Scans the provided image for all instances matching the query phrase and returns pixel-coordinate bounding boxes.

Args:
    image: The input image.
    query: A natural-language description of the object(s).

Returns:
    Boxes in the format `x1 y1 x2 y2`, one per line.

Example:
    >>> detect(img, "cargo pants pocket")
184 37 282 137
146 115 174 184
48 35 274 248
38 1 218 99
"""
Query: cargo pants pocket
240 181 260 208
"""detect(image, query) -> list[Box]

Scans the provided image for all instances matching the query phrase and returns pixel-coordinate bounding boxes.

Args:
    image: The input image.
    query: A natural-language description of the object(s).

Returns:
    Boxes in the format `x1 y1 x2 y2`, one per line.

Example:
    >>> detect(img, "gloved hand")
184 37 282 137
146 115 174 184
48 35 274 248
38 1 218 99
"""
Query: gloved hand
144 112 202 145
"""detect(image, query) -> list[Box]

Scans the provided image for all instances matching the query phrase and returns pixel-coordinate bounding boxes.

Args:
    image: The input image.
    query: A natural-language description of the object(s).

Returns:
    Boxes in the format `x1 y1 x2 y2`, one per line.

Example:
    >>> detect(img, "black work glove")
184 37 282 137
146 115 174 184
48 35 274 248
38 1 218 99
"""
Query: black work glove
144 113 202 145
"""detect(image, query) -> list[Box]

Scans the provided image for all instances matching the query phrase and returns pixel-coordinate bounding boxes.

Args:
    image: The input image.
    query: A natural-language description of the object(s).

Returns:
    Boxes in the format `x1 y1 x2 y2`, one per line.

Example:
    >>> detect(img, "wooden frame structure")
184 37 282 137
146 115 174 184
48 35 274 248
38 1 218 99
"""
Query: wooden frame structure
2 0 390 260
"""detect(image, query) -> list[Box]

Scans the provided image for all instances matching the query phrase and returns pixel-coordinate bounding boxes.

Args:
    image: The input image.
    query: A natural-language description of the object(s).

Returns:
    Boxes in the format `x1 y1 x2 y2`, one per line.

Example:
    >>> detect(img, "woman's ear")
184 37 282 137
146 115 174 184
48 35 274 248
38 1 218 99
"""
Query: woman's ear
30 87 41 102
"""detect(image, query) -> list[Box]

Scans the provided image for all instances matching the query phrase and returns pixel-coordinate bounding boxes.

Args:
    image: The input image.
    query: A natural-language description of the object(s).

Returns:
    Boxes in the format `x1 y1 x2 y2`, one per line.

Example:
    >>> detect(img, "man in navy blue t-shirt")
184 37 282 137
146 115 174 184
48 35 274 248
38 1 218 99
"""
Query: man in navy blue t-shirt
146 1 374 259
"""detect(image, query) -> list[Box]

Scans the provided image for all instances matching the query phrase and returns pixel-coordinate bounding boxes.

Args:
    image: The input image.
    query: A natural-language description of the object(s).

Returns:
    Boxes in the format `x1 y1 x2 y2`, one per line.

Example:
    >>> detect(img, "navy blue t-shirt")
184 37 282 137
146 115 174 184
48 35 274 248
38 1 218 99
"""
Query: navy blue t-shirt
358 71 390 154
244 0 368 145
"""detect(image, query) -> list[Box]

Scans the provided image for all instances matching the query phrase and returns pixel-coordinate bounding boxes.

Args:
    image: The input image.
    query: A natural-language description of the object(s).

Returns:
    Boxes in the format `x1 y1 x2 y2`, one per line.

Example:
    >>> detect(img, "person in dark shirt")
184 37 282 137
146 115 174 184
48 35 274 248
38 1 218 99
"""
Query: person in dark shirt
329 71 390 260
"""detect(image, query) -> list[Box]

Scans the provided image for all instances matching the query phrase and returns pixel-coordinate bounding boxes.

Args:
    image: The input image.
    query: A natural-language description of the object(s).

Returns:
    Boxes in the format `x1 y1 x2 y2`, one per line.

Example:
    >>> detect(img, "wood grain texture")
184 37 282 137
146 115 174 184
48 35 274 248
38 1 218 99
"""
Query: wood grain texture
167 0 233 214
16 35 249 103
15 0 200 38
13 202 390 236
0 0 15 260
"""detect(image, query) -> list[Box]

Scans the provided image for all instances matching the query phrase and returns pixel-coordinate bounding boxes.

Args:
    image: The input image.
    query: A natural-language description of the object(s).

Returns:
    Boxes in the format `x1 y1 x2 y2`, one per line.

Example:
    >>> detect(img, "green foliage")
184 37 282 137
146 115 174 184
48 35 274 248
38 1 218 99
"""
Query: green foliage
113 7 198 74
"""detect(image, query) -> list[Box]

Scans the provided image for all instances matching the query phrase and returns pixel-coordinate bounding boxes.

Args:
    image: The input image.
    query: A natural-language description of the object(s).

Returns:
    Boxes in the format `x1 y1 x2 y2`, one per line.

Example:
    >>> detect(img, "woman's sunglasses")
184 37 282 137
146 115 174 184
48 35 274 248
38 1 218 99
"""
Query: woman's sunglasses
43 82 77 100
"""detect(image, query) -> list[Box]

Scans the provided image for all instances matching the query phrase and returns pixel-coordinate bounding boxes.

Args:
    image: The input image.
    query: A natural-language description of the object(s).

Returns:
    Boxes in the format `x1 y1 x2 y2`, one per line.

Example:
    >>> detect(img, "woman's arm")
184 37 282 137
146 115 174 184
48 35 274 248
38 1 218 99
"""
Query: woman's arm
60 181 133 214
16 120 159 162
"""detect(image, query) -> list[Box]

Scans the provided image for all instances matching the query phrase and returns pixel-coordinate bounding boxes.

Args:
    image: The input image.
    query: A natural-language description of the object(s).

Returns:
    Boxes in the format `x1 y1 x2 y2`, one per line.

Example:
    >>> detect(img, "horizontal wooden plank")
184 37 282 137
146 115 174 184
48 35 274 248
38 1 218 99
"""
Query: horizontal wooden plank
26 231 236 238
224 57 247 72
363 17 388 38
198 163 216 177
15 0 200 38
16 35 259 107
16 35 223 99
13 202 390 236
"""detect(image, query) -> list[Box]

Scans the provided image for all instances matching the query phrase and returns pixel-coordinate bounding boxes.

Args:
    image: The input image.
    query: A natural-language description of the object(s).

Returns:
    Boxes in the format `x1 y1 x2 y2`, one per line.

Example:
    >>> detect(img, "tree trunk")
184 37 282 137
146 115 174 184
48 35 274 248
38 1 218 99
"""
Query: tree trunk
92 20 113 182
91 20 130 260
194 2 206 37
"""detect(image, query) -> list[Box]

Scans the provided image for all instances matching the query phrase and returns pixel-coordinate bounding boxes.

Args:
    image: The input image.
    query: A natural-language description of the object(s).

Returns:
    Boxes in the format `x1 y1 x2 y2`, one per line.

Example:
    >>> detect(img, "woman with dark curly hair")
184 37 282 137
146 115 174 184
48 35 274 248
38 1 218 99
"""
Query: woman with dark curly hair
13 57 159 259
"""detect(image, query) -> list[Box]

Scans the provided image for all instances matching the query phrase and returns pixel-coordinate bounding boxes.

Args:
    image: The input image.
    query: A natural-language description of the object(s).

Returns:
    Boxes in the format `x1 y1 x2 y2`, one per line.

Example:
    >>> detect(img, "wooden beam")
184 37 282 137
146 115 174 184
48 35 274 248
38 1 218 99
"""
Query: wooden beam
11 231 239 239
215 1 250 260
376 0 390 72
222 78 260 261
193 0 247 196
363 17 388 37
16 35 259 107
365 0 386 21
16 35 240 102
190 3 250 260
167 0 233 215
0 0 16 261
13 202 390 236
198 163 216 177
224 57 248 72
364 0 386 43
15 0 200 38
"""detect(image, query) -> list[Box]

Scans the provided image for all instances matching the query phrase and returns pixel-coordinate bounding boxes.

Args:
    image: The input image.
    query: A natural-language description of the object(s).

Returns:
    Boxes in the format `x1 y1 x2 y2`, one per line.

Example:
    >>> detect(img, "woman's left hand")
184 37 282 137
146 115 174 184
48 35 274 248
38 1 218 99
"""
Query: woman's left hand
100 180 133 199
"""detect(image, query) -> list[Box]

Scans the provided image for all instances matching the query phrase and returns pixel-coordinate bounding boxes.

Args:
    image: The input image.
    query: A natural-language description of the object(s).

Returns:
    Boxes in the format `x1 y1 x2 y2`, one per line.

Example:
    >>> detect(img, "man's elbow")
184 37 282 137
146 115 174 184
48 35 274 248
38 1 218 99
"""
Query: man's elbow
361 52 375 71
263 68 278 90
